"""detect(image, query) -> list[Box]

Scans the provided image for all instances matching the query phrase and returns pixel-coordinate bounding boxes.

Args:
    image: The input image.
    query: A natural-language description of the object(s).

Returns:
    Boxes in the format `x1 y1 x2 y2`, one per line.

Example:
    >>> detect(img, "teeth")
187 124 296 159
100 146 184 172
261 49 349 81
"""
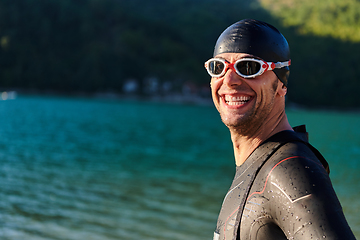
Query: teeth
223 95 251 105
224 95 250 102
227 101 246 105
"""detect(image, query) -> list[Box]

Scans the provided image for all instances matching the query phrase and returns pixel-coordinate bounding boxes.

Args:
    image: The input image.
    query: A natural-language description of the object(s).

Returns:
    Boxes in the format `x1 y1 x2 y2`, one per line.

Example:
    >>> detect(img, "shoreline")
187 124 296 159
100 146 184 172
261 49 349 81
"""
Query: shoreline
2 88 360 113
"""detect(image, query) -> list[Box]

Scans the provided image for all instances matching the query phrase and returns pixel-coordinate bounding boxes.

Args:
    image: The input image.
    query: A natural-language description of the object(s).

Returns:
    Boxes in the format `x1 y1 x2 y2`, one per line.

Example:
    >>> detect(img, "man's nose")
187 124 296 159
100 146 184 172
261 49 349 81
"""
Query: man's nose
223 69 243 87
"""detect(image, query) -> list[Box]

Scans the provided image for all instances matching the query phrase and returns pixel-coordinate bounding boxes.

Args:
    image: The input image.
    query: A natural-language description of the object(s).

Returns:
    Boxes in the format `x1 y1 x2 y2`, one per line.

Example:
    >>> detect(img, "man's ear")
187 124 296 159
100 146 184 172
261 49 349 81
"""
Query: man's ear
277 81 287 97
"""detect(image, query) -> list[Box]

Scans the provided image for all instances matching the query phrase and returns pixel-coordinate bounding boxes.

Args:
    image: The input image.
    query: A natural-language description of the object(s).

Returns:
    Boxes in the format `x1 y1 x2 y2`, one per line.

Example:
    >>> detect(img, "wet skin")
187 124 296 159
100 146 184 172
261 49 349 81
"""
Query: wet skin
210 53 291 166
210 53 286 133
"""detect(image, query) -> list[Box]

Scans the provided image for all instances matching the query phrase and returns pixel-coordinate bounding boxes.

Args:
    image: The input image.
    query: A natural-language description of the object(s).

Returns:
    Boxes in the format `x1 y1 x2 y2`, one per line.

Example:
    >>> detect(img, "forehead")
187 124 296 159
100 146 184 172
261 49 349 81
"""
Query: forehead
214 52 262 62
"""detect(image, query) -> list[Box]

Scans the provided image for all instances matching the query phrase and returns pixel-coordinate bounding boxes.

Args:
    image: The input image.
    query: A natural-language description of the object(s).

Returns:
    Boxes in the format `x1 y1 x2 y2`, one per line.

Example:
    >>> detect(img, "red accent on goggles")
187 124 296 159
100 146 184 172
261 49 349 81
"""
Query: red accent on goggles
204 58 291 78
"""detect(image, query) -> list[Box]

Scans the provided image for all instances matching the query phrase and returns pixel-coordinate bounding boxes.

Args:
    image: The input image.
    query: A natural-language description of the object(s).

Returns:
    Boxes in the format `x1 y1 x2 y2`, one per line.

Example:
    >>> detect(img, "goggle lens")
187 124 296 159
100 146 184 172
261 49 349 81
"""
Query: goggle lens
208 60 225 75
235 61 260 76
205 58 291 78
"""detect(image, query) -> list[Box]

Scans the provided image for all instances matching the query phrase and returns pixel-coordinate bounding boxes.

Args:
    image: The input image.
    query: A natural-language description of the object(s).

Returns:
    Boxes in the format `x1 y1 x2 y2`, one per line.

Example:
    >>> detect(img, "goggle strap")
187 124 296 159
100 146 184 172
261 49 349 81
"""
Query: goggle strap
274 60 291 69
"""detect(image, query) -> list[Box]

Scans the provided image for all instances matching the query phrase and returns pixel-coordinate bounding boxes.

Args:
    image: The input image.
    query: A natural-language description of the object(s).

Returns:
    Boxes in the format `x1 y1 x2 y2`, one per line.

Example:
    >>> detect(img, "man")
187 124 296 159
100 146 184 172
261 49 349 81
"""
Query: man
204 19 356 240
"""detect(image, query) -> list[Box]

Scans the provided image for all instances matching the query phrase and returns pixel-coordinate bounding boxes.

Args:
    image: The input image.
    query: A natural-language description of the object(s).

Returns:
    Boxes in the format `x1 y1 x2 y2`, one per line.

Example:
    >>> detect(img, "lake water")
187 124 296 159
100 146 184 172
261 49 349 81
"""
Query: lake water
0 95 359 239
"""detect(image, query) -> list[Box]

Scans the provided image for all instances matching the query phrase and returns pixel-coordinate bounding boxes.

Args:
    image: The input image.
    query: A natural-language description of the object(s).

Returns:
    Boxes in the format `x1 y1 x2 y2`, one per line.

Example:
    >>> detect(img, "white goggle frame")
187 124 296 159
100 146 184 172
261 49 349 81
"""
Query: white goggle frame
204 58 291 78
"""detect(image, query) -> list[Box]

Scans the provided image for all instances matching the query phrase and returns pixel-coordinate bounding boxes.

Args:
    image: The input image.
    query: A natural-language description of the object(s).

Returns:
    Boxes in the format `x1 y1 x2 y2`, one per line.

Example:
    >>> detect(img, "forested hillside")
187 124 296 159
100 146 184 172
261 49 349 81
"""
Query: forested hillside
0 0 359 108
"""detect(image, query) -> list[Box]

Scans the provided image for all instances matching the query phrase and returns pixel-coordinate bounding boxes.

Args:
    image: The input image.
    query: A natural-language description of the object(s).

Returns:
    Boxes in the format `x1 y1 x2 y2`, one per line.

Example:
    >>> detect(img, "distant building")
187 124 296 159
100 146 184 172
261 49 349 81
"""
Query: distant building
123 79 139 94
143 77 159 95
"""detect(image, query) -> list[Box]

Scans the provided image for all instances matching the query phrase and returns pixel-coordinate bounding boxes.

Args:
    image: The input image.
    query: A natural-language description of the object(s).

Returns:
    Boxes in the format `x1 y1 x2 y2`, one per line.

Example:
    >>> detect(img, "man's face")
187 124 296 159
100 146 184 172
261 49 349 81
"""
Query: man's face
210 53 283 134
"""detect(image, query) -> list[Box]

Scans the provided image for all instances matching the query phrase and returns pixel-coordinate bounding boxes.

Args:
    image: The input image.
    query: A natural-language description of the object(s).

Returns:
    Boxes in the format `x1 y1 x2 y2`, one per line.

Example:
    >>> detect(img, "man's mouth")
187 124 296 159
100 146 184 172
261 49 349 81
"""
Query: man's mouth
224 95 251 106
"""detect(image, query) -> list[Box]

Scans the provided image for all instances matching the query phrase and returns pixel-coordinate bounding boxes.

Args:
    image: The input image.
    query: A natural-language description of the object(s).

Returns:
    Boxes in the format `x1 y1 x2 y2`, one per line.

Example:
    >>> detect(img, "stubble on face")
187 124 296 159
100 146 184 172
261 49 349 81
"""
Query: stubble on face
221 78 279 136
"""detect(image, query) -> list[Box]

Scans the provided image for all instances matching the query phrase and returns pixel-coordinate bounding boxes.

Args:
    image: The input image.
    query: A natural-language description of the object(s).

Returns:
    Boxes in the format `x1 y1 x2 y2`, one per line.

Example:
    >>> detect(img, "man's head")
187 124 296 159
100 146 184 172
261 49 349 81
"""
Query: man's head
205 19 291 133
212 19 290 86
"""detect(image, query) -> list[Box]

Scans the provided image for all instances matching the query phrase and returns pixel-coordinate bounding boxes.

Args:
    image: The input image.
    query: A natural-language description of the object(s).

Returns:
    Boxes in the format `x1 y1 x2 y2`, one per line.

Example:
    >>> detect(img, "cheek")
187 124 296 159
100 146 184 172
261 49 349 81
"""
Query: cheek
210 79 221 96
210 80 222 110
271 79 279 92
255 84 276 106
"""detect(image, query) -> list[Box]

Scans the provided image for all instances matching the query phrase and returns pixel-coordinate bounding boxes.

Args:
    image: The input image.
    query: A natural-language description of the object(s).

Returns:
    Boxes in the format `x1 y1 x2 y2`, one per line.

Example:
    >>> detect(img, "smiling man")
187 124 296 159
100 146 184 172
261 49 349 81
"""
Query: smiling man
205 19 355 240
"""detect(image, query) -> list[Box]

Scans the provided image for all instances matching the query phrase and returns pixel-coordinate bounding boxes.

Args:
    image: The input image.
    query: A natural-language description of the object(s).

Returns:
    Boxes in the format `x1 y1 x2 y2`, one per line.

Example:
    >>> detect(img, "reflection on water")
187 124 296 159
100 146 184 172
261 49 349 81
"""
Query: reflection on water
0 96 359 239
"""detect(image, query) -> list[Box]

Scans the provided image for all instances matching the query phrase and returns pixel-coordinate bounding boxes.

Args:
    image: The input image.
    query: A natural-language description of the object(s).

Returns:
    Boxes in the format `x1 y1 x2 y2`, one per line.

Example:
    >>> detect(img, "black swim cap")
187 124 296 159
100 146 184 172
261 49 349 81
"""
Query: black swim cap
213 19 290 86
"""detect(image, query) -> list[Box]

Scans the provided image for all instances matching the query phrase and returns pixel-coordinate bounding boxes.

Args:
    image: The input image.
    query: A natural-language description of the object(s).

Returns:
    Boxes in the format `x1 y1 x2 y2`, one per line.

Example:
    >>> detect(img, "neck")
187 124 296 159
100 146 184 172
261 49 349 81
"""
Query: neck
230 110 292 166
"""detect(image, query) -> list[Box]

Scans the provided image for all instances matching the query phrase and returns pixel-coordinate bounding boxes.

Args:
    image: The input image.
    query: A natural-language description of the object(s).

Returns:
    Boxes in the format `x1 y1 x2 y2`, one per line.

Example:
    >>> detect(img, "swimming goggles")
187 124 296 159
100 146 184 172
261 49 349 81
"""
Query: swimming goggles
204 58 291 78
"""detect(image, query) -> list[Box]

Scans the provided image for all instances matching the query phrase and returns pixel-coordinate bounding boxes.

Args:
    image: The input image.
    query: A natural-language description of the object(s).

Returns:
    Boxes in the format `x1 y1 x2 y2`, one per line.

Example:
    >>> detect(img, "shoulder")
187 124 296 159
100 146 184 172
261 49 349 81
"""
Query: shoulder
252 141 331 200
267 140 328 179
241 140 356 239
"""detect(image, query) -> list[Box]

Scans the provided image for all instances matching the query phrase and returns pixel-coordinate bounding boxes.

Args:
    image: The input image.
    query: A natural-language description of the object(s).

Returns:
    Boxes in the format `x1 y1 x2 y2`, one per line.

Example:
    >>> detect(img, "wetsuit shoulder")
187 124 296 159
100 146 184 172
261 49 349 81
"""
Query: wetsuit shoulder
239 141 356 240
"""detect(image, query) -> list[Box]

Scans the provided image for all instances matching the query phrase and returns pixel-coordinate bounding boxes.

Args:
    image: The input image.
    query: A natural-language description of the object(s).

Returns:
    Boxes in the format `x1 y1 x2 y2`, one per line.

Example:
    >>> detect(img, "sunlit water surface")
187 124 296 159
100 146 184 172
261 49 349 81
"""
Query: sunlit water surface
0 96 359 239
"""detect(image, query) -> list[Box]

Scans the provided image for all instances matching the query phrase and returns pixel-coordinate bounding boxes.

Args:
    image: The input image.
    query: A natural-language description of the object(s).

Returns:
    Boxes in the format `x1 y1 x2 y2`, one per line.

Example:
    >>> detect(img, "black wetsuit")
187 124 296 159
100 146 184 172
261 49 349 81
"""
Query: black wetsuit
214 126 356 240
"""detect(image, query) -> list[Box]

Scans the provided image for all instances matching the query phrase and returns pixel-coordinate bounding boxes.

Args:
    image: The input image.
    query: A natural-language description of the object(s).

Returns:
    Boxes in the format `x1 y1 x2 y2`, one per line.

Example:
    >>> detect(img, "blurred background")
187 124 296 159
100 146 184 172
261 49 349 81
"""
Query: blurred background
1 0 360 108
0 0 359 239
